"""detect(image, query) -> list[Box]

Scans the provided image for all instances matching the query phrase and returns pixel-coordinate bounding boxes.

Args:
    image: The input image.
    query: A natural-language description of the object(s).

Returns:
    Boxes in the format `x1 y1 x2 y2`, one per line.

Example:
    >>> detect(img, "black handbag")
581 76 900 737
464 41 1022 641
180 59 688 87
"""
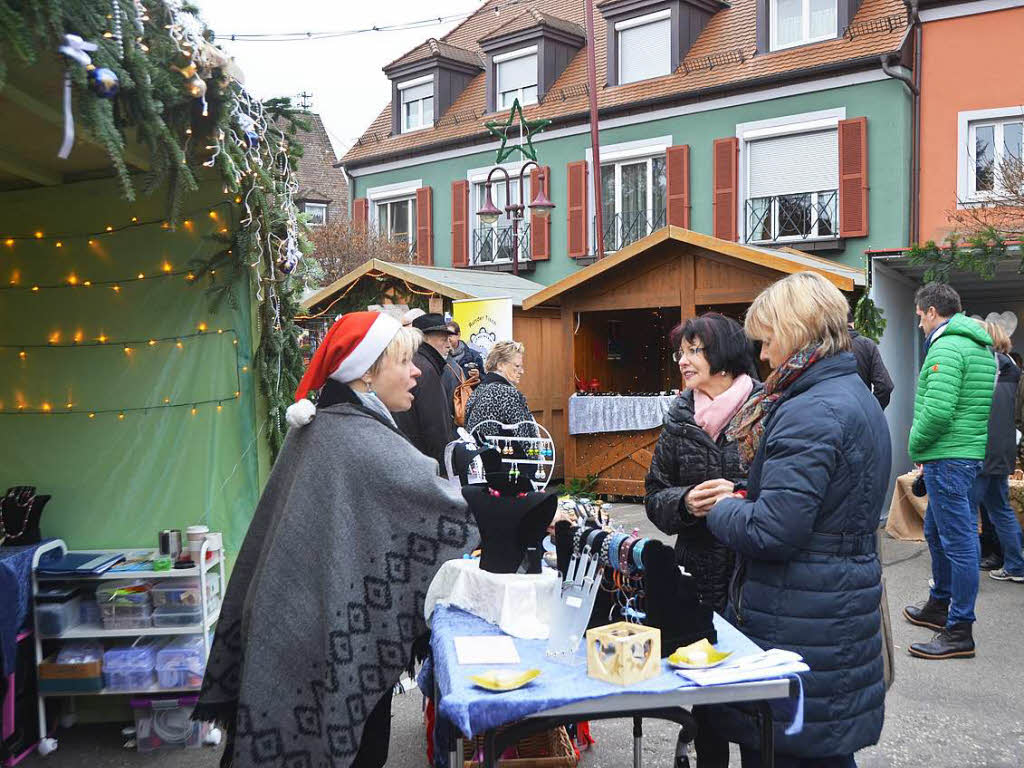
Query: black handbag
1 486 49 546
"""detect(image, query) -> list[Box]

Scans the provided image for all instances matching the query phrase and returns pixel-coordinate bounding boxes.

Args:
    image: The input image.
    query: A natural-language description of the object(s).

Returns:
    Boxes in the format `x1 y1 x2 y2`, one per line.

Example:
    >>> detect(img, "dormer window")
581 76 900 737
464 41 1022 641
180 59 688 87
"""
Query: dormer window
495 47 539 109
616 10 671 85
770 0 837 50
599 0 727 88
399 77 434 132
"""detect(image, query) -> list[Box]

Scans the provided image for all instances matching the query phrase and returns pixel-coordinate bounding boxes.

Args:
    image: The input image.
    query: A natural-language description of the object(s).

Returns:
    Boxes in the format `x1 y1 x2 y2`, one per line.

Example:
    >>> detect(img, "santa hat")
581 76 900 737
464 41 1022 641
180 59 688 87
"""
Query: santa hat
286 311 402 428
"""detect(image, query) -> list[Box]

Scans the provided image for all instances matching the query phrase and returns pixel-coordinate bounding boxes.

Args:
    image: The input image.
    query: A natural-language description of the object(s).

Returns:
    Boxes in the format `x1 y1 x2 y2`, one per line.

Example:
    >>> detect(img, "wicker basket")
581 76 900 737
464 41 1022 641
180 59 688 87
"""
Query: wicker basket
462 725 577 768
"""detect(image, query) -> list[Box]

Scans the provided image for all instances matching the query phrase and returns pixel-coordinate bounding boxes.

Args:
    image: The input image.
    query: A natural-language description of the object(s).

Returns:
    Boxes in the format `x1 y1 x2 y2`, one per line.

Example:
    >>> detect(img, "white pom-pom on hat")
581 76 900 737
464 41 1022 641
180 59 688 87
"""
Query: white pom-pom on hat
286 398 317 428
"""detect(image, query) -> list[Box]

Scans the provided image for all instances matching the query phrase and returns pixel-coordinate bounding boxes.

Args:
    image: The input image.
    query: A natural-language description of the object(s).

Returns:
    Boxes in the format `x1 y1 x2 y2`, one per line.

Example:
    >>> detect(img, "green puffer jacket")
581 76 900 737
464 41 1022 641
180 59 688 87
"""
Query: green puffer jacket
909 313 996 463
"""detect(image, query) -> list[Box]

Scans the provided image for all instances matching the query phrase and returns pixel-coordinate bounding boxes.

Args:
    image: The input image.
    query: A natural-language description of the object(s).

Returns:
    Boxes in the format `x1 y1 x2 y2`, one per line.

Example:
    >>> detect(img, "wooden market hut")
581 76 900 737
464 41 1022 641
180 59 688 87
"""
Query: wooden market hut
301 259 569 477
522 226 865 496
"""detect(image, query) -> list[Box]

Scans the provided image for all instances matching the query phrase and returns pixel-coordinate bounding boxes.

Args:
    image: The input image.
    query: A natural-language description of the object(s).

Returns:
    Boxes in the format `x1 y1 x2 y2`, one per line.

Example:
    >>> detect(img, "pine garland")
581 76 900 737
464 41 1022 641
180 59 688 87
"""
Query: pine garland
0 0 310 460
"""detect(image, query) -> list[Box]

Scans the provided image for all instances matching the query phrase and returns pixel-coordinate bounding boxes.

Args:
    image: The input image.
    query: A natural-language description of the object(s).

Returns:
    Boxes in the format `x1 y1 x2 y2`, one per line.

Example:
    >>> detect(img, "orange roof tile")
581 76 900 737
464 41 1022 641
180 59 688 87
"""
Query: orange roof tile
344 0 908 168
480 8 586 44
384 38 483 73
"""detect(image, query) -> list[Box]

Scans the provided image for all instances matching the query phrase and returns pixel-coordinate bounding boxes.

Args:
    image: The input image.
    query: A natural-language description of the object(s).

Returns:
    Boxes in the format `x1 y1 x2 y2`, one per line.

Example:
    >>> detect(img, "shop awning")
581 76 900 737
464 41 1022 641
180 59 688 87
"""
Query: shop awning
522 226 865 310
871 250 1024 303
302 258 547 311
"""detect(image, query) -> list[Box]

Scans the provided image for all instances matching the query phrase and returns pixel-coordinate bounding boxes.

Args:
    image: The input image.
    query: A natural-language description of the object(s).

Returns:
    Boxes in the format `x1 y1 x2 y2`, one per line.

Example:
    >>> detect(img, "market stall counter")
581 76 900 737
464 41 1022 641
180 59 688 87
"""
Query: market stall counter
426 605 802 768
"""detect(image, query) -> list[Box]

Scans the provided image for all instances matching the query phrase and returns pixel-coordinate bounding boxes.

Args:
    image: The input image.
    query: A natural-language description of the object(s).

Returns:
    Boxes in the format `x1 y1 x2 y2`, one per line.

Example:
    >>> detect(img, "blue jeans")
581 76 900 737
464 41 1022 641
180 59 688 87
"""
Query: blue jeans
973 474 1024 576
923 459 982 625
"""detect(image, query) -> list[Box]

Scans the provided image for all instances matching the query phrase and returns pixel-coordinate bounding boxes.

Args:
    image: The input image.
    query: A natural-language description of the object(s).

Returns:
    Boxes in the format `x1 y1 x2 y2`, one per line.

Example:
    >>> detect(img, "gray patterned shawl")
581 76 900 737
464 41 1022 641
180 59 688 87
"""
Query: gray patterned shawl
194 402 475 767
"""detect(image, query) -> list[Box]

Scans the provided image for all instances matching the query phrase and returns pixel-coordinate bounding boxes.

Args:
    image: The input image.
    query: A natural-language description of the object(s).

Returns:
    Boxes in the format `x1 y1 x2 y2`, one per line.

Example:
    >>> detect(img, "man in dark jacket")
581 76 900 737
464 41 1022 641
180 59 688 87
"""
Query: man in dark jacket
848 309 894 409
392 314 456 471
441 321 482 409
974 345 1024 581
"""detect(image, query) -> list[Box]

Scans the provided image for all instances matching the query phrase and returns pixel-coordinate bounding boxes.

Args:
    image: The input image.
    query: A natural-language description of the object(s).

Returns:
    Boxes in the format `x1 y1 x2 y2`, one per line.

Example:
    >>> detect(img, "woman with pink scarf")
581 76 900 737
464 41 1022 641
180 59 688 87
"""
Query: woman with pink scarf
645 312 758 768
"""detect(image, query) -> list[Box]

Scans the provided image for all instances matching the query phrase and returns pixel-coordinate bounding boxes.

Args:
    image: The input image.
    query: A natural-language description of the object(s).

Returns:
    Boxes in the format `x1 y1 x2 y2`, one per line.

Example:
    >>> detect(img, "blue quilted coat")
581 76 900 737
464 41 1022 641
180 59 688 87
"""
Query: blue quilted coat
707 352 892 758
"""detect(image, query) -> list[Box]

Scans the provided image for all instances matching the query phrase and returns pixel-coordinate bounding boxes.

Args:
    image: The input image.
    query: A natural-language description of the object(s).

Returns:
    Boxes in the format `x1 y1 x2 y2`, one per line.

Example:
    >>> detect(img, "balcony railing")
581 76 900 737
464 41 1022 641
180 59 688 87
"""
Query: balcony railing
472 223 531 266
744 190 837 244
595 208 666 253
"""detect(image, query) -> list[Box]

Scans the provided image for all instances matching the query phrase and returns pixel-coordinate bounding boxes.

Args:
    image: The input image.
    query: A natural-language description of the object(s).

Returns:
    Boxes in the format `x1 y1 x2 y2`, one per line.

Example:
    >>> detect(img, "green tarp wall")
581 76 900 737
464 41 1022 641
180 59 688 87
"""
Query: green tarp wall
1 176 262 557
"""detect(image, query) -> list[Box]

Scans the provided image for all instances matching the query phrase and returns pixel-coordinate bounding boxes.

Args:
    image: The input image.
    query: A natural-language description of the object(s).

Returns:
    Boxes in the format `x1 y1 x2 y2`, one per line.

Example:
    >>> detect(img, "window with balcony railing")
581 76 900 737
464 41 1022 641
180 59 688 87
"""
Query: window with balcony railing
598 155 666 252
745 190 836 243
472 181 531 266
743 127 838 244
472 223 531 266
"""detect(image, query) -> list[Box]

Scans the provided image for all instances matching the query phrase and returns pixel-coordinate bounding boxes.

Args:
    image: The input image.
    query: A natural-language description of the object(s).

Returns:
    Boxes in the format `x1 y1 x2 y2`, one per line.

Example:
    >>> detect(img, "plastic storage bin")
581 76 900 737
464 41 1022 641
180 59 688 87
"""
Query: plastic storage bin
38 641 104 694
152 605 203 628
36 587 82 636
151 575 219 608
130 695 207 751
103 640 162 691
98 580 153 629
156 636 205 689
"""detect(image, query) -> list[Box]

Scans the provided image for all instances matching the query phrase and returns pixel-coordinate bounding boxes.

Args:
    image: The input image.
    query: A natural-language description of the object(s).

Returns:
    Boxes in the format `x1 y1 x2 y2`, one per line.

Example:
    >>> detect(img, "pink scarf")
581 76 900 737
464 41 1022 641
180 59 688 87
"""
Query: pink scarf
694 374 754 442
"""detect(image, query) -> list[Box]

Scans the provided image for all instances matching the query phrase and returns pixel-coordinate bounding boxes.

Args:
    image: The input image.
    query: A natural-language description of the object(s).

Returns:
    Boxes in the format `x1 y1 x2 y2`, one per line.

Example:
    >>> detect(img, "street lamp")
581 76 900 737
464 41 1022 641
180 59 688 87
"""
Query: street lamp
477 160 554 275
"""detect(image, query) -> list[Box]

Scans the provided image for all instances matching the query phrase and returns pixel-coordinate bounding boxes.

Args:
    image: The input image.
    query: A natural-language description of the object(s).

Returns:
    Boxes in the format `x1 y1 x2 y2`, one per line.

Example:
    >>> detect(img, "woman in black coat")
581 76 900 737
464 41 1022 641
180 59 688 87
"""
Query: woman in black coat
644 313 758 768
645 313 758 611
693 272 892 767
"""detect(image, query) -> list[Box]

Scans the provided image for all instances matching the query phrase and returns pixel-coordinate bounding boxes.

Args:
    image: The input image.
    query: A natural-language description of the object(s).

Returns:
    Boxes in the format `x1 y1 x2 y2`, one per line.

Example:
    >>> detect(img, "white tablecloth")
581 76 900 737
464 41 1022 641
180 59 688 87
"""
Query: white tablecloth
568 394 676 435
424 558 559 639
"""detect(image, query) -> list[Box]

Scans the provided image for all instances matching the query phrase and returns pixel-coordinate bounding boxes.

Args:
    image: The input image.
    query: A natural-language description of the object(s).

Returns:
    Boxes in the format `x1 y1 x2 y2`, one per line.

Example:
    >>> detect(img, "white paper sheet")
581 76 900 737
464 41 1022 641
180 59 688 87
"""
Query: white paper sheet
454 635 521 665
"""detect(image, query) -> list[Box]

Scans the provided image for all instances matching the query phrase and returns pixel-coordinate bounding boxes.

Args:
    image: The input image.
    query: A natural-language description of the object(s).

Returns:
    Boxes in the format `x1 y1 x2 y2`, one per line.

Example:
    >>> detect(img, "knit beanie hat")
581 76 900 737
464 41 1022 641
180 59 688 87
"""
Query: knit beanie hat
285 311 402 428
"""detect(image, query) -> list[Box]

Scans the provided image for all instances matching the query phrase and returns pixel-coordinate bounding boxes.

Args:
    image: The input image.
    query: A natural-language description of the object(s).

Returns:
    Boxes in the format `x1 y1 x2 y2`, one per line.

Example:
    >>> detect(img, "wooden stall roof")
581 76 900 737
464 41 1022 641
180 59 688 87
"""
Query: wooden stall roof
522 227 865 309
302 258 547 311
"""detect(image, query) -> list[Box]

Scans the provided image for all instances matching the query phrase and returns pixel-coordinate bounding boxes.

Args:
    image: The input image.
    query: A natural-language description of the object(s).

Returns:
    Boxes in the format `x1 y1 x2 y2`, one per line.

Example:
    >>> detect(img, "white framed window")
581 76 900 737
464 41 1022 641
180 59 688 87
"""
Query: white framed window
375 197 416 246
616 10 672 85
770 0 837 51
398 75 434 133
962 113 1024 199
495 47 538 109
599 156 667 251
466 162 530 265
738 110 843 243
303 202 327 226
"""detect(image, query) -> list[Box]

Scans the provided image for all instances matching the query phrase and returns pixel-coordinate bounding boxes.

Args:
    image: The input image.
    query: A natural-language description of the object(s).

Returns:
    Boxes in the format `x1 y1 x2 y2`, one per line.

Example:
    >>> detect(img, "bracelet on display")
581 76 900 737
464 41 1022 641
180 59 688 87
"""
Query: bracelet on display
618 536 635 574
631 538 647 571
584 527 602 554
609 532 628 570
623 537 642 574
593 531 610 566
572 526 585 555
598 532 614 567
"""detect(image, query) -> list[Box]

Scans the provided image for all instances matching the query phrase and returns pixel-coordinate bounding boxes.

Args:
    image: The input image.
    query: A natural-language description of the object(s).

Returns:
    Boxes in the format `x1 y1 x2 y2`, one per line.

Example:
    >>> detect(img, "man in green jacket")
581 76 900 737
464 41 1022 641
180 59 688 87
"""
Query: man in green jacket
904 283 996 660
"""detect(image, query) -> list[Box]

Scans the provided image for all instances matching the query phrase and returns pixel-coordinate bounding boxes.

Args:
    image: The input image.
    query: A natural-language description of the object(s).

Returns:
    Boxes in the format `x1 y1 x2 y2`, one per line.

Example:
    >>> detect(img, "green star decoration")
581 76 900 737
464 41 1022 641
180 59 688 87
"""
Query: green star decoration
485 98 552 164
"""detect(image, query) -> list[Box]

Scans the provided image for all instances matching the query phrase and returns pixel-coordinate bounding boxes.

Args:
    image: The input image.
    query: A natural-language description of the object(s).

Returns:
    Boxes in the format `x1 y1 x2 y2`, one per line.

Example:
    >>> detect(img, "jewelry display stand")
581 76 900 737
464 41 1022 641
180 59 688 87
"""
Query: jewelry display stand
545 549 601 666
469 420 556 491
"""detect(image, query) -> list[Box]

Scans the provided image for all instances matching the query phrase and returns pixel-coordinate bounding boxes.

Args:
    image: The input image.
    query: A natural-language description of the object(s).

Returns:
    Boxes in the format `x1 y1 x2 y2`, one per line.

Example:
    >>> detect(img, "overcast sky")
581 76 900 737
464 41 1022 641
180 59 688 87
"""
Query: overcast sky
194 0 477 159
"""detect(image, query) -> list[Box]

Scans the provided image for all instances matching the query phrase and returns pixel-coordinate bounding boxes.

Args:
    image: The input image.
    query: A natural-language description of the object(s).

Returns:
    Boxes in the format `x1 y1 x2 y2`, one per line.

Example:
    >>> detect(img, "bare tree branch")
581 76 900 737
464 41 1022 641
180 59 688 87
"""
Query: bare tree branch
307 216 416 286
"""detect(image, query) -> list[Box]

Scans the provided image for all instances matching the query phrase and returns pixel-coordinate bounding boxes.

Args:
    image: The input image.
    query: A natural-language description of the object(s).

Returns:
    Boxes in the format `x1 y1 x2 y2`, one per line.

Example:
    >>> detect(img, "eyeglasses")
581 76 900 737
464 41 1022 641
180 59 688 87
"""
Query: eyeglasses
672 346 705 363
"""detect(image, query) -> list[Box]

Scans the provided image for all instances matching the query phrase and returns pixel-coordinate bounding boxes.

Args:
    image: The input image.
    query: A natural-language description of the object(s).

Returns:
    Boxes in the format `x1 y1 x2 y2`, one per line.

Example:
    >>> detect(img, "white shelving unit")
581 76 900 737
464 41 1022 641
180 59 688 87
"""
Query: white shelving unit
29 538 225 756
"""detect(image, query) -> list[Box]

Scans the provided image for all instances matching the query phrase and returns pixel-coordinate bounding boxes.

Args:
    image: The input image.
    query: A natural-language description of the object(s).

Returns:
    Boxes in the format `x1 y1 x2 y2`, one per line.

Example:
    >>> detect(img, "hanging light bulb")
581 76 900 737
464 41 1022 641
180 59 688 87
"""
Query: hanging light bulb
477 184 502 225
118 411 125 420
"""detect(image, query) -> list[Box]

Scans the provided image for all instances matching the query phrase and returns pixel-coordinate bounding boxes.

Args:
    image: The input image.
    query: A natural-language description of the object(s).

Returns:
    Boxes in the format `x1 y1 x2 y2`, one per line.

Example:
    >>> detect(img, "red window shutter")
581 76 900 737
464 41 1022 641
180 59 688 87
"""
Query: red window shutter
712 138 738 241
838 117 869 238
566 160 588 258
415 187 433 265
352 197 368 234
530 166 551 261
666 144 690 229
450 180 469 268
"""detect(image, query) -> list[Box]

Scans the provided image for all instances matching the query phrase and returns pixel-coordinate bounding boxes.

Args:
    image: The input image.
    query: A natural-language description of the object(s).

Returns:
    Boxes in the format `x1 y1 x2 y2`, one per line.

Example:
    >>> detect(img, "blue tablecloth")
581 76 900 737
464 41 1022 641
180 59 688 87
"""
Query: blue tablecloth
568 394 676 435
0 541 56 676
427 605 778 739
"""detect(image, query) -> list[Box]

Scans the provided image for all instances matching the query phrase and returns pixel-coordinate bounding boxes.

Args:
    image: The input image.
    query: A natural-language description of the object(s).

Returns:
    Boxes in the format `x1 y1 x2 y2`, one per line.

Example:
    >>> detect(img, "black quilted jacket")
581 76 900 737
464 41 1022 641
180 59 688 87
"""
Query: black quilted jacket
643 385 758 612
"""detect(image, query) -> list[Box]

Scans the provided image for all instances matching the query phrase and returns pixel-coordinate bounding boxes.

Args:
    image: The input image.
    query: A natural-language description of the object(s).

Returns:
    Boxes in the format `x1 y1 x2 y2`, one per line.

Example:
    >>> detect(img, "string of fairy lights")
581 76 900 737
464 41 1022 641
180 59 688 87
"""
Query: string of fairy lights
2 203 247 420
1 201 239 292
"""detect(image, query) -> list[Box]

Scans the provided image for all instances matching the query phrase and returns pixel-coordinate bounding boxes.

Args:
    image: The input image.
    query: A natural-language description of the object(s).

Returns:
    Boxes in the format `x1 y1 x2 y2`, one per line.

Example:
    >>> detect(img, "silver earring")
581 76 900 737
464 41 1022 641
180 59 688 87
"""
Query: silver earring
363 379 374 393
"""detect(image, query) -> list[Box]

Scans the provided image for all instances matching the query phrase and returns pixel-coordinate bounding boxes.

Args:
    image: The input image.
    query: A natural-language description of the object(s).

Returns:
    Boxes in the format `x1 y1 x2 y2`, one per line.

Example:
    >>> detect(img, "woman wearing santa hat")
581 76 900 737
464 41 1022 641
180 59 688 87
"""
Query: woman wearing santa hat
195 311 477 768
